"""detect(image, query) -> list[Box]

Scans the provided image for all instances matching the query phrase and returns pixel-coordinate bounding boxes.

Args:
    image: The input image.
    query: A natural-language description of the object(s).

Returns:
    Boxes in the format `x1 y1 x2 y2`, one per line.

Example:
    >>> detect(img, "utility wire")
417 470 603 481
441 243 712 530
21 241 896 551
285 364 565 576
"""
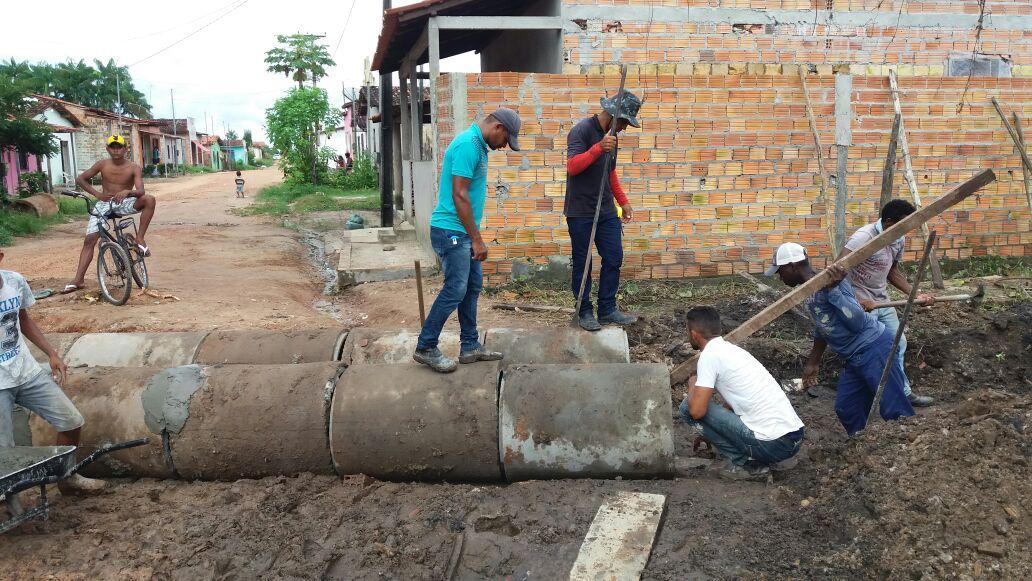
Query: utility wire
332 0 359 58
128 0 250 68
125 0 243 42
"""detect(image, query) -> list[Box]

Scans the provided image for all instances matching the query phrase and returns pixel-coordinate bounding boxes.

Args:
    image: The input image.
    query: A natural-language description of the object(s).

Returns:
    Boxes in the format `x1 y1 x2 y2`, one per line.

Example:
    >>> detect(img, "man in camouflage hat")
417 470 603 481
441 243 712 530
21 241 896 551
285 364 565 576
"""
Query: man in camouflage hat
564 90 641 331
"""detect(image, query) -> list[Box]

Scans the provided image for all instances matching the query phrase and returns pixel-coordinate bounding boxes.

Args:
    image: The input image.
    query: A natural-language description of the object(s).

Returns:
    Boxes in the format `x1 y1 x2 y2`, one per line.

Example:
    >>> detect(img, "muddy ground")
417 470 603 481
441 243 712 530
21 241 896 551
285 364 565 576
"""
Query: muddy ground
2 170 1029 578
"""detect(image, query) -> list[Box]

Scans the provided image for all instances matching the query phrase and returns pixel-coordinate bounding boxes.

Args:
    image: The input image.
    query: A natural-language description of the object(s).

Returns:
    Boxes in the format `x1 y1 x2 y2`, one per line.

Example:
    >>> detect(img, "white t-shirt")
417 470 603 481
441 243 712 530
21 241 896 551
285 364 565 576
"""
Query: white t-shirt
0 270 44 389
695 337 804 441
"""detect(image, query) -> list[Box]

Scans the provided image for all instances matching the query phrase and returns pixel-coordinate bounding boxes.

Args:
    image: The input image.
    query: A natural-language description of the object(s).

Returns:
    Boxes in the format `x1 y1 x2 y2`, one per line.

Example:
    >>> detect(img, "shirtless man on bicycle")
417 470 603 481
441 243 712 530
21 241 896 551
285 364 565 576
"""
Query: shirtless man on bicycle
62 135 157 294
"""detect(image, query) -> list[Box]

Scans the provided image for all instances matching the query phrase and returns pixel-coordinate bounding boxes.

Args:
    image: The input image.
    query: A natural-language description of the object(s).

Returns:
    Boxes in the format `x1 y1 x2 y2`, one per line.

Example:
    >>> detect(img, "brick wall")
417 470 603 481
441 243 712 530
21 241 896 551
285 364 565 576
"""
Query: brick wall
439 71 1032 284
561 1 1032 76
74 117 140 171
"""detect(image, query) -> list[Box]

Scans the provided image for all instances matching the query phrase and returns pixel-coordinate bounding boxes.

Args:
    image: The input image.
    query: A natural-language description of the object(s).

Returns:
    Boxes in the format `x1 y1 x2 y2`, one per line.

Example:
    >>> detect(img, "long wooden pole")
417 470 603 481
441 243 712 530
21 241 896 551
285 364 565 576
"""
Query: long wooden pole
880 113 901 208
670 169 996 385
869 230 936 424
1012 113 1032 219
888 70 944 288
799 69 837 255
414 260 426 326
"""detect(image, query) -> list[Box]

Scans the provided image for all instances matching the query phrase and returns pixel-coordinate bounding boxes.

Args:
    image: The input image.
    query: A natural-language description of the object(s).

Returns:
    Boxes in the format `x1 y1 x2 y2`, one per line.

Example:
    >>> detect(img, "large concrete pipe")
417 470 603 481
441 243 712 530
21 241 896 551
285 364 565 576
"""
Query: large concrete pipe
330 362 503 481
342 327 629 366
340 328 465 365
28 366 172 478
28 333 82 362
64 332 208 368
484 327 629 365
193 328 348 365
499 364 675 481
163 362 343 480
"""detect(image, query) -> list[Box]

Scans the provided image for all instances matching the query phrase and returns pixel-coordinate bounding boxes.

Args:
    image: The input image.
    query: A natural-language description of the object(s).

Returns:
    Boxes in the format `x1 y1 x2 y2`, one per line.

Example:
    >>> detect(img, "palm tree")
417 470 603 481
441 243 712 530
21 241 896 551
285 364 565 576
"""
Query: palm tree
264 34 335 89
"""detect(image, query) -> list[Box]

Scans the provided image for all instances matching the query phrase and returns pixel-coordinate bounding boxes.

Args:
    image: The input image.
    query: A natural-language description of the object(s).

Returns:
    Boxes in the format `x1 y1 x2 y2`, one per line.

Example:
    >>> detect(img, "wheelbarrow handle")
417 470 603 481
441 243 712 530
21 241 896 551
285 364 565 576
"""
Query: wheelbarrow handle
63 438 150 479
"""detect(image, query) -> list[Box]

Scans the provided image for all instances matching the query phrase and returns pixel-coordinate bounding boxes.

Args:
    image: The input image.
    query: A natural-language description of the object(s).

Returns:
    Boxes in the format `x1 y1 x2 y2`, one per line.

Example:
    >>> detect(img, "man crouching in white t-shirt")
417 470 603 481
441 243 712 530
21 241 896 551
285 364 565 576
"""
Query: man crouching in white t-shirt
1 254 107 518
679 307 805 481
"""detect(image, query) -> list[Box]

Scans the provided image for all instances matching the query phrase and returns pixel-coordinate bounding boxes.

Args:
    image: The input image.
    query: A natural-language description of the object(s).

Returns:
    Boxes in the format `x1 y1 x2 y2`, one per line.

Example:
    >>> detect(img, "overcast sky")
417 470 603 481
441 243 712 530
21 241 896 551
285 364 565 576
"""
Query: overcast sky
0 0 479 140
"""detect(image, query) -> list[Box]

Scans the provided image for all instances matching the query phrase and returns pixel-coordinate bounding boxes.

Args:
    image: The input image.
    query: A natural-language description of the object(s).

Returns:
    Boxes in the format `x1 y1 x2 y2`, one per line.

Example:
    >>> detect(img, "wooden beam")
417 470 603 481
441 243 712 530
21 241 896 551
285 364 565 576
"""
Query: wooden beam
888 70 944 288
1012 113 1032 220
670 169 997 385
990 97 1032 175
798 69 837 256
880 113 901 208
432 16 564 30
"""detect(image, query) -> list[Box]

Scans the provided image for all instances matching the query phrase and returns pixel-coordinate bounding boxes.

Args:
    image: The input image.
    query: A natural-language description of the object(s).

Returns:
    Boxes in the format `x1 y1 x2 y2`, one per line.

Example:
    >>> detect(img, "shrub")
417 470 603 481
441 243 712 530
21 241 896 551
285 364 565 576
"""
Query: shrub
17 171 47 197
329 153 378 190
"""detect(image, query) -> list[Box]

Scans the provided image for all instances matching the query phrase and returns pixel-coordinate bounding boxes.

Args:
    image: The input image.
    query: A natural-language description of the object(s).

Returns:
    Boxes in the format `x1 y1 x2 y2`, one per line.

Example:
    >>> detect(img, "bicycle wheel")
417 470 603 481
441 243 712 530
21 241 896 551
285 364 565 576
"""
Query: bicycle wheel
128 245 149 289
97 242 133 305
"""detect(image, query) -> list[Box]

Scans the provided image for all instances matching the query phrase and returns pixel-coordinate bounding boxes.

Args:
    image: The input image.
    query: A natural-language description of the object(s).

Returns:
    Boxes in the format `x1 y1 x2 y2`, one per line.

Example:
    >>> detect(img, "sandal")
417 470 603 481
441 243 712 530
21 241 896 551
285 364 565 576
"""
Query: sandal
60 283 85 294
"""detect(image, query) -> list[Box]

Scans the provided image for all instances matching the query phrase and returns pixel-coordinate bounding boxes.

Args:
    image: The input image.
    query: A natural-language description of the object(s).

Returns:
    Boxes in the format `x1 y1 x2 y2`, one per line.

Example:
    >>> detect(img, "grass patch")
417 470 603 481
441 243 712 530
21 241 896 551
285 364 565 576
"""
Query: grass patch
486 276 752 315
235 184 378 216
0 194 95 245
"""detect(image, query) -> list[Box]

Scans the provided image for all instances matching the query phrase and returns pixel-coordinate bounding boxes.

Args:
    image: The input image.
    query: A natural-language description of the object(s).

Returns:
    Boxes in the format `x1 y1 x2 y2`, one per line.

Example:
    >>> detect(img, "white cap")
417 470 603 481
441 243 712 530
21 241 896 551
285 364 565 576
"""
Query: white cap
764 242 807 276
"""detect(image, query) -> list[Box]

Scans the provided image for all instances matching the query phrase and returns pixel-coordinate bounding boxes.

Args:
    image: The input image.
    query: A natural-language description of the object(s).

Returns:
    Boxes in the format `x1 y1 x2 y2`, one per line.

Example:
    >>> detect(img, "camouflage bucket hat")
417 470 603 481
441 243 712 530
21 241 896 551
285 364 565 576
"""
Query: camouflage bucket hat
600 90 641 128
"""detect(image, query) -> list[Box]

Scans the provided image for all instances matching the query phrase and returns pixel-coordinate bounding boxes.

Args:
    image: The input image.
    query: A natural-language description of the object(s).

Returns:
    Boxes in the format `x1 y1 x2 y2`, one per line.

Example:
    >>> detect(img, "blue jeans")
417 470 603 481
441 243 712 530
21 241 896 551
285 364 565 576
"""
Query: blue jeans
872 306 911 396
416 227 483 353
679 400 804 467
568 214 623 317
836 329 915 436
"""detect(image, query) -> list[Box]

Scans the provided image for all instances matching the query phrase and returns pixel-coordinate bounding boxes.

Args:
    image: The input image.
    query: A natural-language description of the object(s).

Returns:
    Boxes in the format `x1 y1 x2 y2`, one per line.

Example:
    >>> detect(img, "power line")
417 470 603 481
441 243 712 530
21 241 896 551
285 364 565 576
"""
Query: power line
128 0 250 68
125 0 243 42
332 0 359 57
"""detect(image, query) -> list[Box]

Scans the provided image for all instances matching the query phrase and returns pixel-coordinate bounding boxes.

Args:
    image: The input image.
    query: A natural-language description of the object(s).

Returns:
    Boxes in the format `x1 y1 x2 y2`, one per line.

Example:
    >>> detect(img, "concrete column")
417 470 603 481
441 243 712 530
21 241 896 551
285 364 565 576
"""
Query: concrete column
834 74 853 252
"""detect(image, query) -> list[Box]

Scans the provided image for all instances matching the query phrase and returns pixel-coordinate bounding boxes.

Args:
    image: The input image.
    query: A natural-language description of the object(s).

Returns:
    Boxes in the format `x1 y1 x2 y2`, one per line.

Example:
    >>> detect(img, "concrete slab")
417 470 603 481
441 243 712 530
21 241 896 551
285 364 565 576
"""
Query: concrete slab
337 236 438 288
570 492 666 581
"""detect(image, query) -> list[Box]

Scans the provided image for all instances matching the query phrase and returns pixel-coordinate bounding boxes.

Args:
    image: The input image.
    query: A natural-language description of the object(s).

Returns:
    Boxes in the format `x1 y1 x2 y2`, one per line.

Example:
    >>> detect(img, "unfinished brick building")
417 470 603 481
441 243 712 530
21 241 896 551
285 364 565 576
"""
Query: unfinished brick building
373 0 1032 284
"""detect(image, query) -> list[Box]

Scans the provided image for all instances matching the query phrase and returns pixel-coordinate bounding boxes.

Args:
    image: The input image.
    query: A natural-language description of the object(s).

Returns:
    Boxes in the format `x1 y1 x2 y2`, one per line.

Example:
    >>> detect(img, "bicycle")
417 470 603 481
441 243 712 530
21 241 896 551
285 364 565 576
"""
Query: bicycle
60 190 149 306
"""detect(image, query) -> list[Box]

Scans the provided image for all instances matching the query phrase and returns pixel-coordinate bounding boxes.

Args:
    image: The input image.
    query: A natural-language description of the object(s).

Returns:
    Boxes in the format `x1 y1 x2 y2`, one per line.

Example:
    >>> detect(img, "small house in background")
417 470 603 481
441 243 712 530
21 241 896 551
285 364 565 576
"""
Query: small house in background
2 97 83 195
2 149 39 196
222 140 248 168
251 141 267 160
200 135 223 170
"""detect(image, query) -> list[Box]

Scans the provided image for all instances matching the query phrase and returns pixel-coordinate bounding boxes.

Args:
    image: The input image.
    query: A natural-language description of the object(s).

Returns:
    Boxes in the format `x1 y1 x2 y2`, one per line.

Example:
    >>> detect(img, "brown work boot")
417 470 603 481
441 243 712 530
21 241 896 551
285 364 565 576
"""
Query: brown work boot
58 474 108 496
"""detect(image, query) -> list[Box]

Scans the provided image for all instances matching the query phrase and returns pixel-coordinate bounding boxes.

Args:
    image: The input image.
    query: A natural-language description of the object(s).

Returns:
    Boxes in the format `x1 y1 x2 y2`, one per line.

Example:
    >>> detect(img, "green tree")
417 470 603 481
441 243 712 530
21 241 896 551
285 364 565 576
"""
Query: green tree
0 83 56 195
243 129 253 149
264 34 335 89
0 58 151 117
266 87 340 185
226 129 239 140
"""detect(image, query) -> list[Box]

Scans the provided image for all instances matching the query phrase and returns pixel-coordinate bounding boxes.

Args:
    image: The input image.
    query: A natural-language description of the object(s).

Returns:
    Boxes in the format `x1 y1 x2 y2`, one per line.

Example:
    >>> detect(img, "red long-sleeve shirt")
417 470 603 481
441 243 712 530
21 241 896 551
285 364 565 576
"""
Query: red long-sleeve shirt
566 142 629 207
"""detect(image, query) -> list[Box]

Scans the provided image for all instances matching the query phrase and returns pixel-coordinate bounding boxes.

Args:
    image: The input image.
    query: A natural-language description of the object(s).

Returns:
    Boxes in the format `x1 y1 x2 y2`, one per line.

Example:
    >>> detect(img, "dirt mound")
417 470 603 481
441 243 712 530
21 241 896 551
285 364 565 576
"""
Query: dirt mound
802 390 1030 579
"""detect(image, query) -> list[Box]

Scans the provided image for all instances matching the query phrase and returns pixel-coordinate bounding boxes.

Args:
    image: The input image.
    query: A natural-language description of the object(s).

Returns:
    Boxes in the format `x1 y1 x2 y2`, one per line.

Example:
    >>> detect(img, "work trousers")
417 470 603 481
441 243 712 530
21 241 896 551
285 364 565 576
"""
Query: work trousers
679 400 804 467
416 227 483 353
567 214 623 317
836 329 915 436
872 306 911 396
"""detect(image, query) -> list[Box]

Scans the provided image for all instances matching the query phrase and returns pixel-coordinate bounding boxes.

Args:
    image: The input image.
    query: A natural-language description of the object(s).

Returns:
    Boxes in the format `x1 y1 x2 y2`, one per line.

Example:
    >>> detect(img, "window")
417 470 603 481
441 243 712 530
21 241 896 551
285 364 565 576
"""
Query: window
948 53 1011 77
17 150 29 170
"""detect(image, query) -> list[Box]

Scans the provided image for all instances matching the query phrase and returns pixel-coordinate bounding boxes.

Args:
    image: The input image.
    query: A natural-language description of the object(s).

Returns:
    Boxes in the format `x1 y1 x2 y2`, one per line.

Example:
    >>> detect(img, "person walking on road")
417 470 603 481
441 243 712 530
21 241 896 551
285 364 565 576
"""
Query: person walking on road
841 199 935 407
62 135 157 294
565 91 641 331
767 243 914 436
413 108 522 373
680 307 805 481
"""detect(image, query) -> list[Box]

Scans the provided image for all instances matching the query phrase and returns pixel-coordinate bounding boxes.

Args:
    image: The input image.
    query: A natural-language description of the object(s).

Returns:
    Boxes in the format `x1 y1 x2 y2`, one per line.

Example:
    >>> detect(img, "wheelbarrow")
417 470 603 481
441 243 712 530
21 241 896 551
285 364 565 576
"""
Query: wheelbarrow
1 438 148 534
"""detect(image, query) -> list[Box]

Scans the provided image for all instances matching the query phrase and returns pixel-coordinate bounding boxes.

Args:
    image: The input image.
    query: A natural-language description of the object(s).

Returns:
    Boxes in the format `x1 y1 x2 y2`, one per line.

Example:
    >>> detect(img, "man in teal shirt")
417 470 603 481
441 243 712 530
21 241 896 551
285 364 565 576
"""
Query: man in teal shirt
414 108 522 372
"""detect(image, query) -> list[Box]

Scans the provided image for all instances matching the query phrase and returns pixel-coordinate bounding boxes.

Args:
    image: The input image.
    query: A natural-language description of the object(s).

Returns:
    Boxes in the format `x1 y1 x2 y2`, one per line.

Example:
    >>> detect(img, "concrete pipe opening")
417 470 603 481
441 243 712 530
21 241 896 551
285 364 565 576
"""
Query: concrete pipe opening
64 332 208 368
499 363 675 481
330 362 503 482
165 362 344 480
29 366 172 478
193 328 349 365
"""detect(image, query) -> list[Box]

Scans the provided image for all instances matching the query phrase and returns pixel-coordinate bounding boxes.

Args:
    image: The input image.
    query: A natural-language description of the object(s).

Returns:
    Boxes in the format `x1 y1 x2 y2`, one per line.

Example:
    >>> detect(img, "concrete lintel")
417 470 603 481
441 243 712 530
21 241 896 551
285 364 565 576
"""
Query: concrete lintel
563 5 1032 31
433 15 564 30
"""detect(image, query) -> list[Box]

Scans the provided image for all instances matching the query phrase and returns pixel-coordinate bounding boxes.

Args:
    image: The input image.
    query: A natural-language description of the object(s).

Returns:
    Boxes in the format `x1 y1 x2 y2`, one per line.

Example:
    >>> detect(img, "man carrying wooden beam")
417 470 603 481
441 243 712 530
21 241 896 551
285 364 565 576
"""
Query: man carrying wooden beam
841 200 936 407
766 243 914 435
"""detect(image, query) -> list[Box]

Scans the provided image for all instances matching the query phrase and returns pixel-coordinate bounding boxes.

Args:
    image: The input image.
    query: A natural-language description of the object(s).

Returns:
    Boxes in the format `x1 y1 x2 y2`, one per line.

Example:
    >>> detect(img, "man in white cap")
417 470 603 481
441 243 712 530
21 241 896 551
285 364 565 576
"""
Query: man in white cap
413 108 521 373
766 243 914 435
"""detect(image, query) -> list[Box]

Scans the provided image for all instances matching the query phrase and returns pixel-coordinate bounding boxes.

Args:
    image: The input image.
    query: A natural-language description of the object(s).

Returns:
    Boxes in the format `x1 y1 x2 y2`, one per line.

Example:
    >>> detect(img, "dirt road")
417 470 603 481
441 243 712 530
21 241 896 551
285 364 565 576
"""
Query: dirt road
7 167 336 333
